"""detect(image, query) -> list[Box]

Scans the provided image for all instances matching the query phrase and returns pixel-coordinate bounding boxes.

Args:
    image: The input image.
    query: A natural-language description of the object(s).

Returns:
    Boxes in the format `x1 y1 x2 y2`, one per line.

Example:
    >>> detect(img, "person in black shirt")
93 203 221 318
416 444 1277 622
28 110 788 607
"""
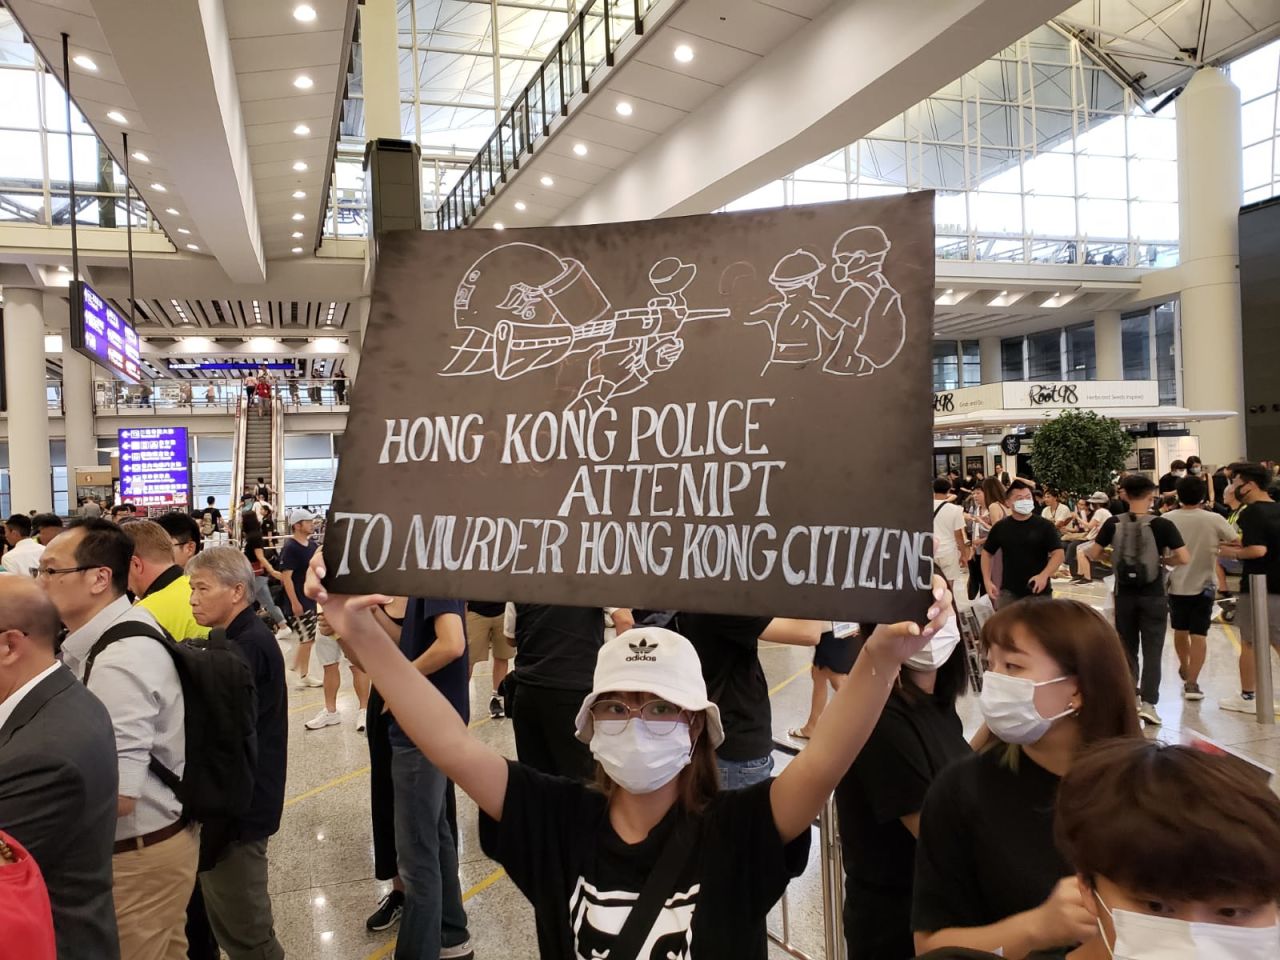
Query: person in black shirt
307 558 951 960
835 615 970 959
1218 461 1280 714
1087 474 1188 727
187 548 286 960
981 480 1064 609
913 599 1140 960
1158 459 1187 495
674 614 823 788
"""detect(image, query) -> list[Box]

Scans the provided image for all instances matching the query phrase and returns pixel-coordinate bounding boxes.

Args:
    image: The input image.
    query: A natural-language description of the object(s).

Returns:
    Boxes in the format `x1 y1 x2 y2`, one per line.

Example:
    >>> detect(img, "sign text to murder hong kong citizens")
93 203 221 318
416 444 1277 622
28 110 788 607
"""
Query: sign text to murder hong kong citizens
325 194 937 622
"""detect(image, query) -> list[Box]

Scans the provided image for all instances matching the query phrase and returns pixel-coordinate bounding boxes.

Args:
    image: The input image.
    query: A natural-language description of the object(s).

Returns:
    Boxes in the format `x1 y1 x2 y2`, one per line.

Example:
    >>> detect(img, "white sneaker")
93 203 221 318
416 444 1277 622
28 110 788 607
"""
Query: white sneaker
439 941 473 960
275 625 294 640
304 709 342 730
355 714 367 733
299 675 323 688
1219 695 1280 715
1137 701 1161 725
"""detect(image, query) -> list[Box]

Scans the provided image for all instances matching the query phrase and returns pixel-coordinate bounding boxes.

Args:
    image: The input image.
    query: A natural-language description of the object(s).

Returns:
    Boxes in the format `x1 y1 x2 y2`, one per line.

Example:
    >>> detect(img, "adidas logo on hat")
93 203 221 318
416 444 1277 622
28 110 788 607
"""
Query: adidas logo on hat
625 637 658 663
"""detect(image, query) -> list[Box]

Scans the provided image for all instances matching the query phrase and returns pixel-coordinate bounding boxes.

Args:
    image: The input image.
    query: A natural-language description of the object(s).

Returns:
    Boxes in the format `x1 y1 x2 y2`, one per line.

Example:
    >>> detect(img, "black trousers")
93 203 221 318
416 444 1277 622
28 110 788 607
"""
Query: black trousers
185 881 219 960
1114 592 1169 704
368 687 398 881
512 682 594 781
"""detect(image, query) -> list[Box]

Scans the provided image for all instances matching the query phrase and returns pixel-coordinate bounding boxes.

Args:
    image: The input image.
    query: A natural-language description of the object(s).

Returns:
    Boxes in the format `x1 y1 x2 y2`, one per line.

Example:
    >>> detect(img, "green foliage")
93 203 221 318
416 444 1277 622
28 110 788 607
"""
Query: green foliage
1029 410 1133 501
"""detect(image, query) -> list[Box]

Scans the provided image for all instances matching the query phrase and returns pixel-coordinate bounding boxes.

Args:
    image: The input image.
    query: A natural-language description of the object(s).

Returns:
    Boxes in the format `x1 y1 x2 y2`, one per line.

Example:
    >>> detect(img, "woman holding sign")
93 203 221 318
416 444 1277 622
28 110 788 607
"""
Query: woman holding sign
305 552 949 960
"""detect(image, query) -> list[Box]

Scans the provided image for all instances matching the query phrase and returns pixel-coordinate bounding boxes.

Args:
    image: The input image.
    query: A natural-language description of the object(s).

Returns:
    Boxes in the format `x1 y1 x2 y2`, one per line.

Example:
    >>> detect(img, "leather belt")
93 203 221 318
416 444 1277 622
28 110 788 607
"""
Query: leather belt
113 818 188 855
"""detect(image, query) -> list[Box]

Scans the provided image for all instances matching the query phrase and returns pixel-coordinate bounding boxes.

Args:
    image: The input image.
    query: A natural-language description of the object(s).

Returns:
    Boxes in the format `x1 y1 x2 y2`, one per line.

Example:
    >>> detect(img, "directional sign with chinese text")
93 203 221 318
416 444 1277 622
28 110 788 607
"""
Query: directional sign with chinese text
118 427 191 507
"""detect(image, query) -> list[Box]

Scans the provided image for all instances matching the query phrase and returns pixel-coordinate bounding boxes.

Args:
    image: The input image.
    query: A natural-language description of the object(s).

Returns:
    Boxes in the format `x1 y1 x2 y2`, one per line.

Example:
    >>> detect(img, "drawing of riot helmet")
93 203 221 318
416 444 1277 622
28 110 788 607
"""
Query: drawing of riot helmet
648 257 696 296
769 249 825 291
831 226 891 283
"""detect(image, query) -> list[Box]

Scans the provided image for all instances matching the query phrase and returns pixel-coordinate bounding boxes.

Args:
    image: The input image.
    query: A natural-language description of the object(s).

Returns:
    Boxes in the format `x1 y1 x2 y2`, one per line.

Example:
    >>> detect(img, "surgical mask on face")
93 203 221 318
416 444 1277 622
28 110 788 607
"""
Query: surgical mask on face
978 671 1073 744
1189 467 1202 476
590 720 692 795
1012 498 1035 516
1096 891 1280 960
905 614 962 671
1173 470 1187 478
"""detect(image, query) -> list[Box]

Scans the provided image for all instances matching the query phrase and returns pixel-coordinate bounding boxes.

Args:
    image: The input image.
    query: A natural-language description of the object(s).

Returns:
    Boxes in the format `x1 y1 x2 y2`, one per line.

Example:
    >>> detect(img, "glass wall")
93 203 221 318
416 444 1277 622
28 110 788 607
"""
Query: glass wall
932 339 981 390
193 436 233 513
1231 38 1280 205
284 433 338 513
1001 322 1096 381
1121 302 1180 406
725 26 1180 268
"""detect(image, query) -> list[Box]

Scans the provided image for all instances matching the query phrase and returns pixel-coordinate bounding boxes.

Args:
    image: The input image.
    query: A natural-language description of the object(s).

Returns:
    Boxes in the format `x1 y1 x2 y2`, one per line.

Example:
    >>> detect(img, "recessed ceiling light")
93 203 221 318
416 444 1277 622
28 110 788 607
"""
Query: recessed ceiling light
292 212 305 221
150 183 167 192
292 246 304 254
107 110 127 124
72 54 98 71
293 75 314 90
186 243 200 251
514 201 527 211
165 207 180 216
540 175 554 187
292 160 308 172
293 123 311 136
292 189 306 199
131 151 150 163
673 44 694 63
177 227 190 235
291 231 303 238
572 142 588 157
293 4 317 22
493 222 505 231
56 265 69 273
615 101 633 117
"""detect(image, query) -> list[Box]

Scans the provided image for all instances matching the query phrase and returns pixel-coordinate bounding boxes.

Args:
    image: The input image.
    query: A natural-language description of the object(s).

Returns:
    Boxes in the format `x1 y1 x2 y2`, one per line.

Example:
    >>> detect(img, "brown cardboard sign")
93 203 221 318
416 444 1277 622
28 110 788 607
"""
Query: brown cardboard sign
324 194 937 622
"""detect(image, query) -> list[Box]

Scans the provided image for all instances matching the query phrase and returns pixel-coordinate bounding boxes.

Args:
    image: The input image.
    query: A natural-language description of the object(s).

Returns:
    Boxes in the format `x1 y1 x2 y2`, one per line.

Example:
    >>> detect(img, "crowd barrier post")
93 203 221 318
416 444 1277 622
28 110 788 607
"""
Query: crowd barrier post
1250 574 1275 726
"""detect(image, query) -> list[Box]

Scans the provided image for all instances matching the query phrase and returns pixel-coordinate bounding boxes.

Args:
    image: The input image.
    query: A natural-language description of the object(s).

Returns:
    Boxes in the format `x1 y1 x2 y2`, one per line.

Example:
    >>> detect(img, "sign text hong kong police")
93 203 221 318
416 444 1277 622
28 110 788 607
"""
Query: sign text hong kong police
324 194 937 621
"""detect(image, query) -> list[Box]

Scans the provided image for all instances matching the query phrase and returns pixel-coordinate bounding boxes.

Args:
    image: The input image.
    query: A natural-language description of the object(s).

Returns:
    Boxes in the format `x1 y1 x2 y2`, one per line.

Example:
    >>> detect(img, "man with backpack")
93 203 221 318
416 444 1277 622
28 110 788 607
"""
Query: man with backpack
39 519 197 959
197 497 222 538
1087 474 1189 726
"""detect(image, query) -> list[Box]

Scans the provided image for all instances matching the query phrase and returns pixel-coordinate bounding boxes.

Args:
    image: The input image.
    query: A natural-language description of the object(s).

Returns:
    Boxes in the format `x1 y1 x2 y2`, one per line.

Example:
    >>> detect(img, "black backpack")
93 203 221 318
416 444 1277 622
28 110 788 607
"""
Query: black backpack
83 621 258 822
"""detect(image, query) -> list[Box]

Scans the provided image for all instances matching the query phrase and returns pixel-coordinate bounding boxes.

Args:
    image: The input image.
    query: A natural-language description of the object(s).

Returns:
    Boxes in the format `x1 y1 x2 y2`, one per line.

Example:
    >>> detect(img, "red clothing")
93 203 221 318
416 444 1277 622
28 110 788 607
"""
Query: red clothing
0 831 56 960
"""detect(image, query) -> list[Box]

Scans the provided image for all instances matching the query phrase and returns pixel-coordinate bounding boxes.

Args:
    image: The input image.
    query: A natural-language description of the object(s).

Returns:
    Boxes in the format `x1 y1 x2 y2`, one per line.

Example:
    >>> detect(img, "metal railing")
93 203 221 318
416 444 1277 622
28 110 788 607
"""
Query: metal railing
435 0 657 231
90 378 349 415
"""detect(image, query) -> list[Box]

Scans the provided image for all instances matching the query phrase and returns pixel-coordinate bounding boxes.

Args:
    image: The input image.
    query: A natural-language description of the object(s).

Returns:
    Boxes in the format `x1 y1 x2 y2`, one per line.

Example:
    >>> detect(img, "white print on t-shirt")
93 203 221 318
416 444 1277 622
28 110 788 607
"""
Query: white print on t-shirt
568 876 699 960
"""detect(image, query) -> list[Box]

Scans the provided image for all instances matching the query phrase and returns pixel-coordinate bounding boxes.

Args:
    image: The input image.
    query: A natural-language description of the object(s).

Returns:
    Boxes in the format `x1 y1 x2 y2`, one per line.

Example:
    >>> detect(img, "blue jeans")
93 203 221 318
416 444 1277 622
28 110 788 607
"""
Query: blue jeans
717 754 773 790
390 745 469 959
254 575 286 625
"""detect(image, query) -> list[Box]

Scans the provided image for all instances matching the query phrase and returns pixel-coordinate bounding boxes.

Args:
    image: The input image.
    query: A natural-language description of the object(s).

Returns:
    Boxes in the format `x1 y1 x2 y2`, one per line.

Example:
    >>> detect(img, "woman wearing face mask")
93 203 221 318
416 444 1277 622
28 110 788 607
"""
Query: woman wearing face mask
912 599 1140 960
306 558 951 960
1055 738 1280 960
966 479 1008 600
834 614 971 959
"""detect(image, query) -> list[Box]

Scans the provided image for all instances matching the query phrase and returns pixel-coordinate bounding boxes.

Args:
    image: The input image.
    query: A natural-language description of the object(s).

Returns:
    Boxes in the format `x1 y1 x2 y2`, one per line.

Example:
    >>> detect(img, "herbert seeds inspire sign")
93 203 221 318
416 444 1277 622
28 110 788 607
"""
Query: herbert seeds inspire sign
325 195 937 623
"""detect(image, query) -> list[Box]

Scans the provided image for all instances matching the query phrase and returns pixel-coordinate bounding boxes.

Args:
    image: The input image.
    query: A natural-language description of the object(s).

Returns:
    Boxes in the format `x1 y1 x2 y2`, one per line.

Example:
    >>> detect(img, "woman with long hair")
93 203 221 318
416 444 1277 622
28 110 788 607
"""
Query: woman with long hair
965 478 1007 600
305 554 951 959
912 599 1140 959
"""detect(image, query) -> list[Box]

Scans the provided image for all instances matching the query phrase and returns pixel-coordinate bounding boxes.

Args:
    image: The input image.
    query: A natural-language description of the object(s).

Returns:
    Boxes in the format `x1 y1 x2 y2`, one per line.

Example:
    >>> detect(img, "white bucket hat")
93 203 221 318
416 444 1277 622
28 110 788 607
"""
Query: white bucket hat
574 626 724 748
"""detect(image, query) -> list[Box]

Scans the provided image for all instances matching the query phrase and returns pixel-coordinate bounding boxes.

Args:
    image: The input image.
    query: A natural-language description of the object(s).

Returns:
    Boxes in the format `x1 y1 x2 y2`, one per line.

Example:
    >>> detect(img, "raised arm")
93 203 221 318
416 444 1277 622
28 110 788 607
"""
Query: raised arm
769 578 950 842
306 558 509 819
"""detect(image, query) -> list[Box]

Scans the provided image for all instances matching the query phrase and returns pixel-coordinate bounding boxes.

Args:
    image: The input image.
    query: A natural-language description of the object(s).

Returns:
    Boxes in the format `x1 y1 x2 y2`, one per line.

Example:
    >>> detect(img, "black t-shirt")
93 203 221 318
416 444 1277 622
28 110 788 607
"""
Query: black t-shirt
512 604 604 691
243 532 265 570
479 762 809 960
1158 472 1181 494
913 749 1070 956
674 613 774 762
198 506 221 530
835 690 970 960
278 537 318 612
982 517 1062 598
468 601 506 618
390 597 469 748
1238 500 1280 594
1094 514 1185 596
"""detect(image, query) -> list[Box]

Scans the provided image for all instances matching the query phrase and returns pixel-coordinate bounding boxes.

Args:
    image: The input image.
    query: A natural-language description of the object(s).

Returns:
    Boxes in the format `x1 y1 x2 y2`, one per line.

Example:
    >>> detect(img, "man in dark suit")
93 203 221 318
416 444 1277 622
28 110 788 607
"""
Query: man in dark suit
0 577 120 959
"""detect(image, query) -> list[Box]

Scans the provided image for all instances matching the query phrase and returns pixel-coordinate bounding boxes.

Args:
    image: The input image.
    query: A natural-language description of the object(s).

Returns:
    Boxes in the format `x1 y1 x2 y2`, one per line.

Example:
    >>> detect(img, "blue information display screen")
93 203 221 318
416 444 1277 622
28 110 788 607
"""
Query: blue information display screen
118 427 191 507
72 281 143 384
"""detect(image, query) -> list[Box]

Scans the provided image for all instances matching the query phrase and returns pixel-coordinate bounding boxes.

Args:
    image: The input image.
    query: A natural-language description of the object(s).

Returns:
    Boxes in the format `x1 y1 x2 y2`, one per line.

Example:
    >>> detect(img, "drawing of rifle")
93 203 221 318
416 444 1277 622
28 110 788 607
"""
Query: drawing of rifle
491 305 731 380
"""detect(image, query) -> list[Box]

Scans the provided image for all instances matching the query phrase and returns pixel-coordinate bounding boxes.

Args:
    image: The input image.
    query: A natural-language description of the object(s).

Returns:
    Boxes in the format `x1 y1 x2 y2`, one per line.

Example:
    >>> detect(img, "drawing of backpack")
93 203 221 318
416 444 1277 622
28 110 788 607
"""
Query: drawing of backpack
856 283 906 369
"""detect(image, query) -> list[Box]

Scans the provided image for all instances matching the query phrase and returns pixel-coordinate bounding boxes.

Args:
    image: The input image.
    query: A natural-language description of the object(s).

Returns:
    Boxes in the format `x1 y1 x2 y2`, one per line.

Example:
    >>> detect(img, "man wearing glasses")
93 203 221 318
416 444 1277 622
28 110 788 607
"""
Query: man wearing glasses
39 519 196 960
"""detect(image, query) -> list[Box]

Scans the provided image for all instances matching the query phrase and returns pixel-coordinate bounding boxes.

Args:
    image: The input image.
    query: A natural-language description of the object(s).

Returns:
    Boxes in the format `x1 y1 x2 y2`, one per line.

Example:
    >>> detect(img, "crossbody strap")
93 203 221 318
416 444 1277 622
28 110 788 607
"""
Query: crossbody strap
609 816 700 960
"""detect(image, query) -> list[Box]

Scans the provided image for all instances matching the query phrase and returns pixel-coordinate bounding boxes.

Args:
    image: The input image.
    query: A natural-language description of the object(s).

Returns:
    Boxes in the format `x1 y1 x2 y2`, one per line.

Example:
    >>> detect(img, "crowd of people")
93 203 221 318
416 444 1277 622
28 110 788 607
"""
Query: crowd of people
0 462 1277 960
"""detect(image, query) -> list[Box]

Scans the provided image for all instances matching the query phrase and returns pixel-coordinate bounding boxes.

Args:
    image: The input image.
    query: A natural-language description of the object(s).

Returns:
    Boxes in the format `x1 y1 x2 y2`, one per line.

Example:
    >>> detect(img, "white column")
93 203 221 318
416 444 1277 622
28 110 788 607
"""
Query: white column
61 340 96 472
979 336 1002 384
1094 310 1123 380
1176 68 1246 464
361 0 401 141
3 288 52 513
345 298 370 384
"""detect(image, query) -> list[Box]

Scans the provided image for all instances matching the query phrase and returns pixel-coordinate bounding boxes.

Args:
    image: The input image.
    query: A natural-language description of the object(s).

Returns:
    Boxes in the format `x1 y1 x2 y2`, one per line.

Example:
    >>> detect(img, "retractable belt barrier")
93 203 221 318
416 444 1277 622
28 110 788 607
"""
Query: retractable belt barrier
770 739 847 960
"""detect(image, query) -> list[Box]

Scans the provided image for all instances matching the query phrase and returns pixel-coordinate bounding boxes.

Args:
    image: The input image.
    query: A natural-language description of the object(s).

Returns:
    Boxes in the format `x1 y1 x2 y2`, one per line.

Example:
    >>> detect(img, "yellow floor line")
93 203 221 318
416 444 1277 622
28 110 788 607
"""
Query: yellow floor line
1223 622 1242 653
768 664 811 698
282 766 370 809
287 697 325 716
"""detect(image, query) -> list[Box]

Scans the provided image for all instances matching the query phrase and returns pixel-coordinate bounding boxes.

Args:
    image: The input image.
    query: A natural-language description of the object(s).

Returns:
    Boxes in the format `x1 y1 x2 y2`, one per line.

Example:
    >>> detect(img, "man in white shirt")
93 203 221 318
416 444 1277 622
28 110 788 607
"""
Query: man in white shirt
2 514 44 576
932 477 969 588
39 518 196 960
1039 489 1073 530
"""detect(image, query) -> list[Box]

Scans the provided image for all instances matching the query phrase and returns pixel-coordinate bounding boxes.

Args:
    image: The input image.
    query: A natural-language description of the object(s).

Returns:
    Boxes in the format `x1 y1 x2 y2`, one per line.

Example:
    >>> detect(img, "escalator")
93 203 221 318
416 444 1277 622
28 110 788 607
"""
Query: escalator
229 392 285 535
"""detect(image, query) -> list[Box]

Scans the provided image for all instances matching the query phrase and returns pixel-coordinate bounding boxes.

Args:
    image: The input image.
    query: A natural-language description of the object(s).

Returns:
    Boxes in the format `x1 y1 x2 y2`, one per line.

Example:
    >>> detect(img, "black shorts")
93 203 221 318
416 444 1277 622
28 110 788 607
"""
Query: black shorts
814 630 855 674
1169 592 1214 636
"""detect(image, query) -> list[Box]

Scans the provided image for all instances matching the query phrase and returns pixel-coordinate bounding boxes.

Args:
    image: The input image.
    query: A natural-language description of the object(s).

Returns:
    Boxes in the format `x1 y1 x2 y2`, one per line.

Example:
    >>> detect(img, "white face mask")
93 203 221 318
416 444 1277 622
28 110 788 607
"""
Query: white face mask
1012 498 1035 516
1098 892 1280 960
978 671 1073 744
590 720 693 795
905 613 962 671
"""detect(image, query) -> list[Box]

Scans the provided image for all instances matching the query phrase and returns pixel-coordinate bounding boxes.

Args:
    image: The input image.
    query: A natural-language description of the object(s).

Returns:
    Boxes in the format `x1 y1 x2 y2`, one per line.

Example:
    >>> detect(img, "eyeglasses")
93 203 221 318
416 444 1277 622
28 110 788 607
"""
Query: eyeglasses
36 565 96 579
589 699 690 736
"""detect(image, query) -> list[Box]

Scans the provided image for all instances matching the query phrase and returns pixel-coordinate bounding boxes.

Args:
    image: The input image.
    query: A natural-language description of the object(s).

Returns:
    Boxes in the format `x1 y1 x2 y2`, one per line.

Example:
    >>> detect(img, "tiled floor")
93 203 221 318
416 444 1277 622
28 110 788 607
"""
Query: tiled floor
266 582 1280 960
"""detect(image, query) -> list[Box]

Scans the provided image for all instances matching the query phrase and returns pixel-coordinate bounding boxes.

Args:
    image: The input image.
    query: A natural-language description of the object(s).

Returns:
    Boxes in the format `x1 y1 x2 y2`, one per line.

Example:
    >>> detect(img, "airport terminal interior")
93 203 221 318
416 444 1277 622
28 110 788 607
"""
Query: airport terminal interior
1 0 1280 959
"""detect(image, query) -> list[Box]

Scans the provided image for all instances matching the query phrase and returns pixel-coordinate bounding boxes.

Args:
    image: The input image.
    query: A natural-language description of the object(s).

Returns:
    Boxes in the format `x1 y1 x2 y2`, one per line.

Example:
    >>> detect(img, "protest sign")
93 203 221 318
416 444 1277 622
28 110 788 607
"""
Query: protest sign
325 193 936 622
